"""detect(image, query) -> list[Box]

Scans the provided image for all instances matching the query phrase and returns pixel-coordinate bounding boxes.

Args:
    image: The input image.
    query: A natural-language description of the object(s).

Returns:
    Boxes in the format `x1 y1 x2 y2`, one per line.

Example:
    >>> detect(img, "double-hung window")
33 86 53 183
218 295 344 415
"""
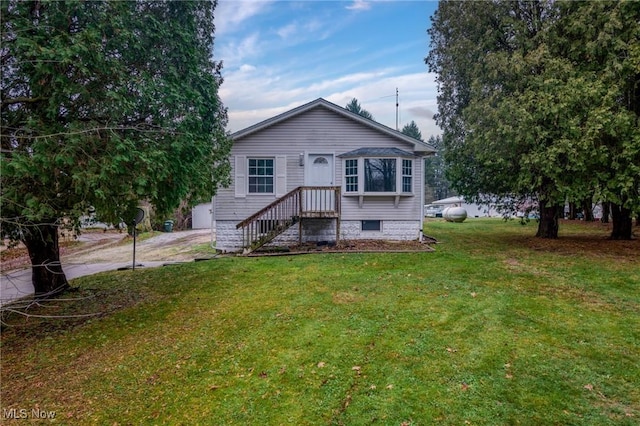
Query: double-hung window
402 159 412 193
345 159 358 193
248 158 274 194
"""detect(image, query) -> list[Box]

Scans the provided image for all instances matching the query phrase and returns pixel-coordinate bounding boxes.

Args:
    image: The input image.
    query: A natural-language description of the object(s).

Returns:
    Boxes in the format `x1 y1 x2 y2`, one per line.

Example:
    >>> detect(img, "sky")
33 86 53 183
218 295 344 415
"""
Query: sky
214 0 440 139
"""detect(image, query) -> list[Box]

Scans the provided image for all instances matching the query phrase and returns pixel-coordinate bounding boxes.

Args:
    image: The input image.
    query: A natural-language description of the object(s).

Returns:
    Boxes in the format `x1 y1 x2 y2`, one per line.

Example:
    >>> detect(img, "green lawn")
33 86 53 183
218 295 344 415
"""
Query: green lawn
2 219 639 425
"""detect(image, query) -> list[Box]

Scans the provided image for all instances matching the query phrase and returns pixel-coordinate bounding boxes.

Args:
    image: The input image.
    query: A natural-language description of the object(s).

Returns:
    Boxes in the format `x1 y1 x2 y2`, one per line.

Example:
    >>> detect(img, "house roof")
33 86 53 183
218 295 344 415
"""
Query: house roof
337 147 417 158
432 196 465 205
231 98 436 155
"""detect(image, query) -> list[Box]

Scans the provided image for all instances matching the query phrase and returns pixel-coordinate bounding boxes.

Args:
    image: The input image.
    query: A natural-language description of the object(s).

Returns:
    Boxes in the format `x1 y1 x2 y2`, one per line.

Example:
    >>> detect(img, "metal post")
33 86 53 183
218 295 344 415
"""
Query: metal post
132 224 136 271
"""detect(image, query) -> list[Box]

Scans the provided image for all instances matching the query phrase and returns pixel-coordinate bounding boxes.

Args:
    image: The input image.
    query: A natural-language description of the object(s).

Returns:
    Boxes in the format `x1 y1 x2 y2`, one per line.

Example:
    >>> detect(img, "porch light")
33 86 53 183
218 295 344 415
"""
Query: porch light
299 153 304 166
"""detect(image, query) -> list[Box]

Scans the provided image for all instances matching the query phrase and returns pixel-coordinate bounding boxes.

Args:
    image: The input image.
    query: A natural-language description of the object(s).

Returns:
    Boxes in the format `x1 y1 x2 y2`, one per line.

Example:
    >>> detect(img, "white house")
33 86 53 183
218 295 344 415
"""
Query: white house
200 98 436 253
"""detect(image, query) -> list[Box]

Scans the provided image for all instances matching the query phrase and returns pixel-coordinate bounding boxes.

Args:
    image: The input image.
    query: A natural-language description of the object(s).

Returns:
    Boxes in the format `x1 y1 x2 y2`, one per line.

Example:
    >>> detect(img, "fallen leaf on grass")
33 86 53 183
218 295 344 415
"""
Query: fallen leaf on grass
446 347 457 353
461 382 469 391
352 366 361 371
470 292 477 298
386 384 394 390
317 362 326 368
584 384 594 391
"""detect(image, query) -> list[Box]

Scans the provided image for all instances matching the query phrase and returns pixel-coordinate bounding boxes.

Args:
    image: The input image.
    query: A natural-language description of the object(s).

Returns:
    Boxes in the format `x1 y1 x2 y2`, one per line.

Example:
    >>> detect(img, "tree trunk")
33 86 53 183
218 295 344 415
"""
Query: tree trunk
568 202 577 220
22 223 70 296
581 198 594 221
536 201 561 239
601 202 610 223
610 203 633 240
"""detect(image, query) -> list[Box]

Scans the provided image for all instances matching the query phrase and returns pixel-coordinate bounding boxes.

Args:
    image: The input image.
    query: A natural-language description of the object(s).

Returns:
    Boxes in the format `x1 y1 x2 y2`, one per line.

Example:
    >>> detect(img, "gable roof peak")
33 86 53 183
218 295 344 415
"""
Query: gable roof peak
231 98 435 154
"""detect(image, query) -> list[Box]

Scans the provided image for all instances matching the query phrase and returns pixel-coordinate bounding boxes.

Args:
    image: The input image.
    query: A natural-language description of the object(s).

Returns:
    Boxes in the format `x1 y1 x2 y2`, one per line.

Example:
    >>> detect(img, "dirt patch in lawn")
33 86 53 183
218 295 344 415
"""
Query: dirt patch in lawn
512 220 639 262
254 238 437 256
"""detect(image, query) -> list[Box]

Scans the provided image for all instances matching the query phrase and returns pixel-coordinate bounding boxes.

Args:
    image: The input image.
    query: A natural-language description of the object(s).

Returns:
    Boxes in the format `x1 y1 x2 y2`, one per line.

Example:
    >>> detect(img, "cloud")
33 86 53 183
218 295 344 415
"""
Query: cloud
239 64 257 73
221 67 441 137
346 0 371 11
277 22 298 39
215 0 274 35
407 106 436 120
218 33 262 69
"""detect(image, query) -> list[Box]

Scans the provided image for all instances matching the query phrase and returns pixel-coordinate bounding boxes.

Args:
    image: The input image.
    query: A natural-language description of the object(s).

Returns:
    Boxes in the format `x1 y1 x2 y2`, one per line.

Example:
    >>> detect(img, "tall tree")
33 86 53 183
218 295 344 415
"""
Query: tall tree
401 120 423 141
400 122 451 203
423 135 454 203
552 1 640 239
345 98 375 120
1 0 232 296
426 0 639 239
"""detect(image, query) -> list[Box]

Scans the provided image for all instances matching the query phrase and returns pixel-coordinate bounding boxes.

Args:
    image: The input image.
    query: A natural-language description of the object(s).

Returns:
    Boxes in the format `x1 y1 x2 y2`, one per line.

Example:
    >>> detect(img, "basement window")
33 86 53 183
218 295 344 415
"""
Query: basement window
362 220 381 231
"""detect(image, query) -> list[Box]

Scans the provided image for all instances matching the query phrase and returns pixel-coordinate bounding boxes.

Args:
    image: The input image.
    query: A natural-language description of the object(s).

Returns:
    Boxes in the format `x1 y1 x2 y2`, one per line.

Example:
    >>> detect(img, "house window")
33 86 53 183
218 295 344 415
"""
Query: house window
362 220 381 231
248 158 274 193
345 159 358 193
402 159 412 193
364 158 396 192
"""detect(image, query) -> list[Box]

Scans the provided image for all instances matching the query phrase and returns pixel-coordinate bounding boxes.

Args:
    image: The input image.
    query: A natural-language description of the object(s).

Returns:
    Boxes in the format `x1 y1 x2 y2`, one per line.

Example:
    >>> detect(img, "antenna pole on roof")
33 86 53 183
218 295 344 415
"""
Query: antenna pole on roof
395 88 399 131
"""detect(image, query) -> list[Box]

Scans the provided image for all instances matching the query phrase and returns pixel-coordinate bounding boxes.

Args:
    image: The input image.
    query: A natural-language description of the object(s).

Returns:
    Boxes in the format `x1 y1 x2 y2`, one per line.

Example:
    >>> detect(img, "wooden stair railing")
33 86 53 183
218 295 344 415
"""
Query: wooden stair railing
236 187 302 253
236 186 340 253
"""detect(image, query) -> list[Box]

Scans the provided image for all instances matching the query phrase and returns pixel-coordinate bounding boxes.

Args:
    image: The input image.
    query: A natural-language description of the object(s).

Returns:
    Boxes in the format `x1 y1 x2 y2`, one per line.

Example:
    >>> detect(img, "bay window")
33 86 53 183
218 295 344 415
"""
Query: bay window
341 148 414 196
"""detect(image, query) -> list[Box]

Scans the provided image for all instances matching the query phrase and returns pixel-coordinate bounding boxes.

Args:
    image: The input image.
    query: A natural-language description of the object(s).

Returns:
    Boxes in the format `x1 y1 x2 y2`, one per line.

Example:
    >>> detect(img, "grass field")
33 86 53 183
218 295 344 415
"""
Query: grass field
1 219 638 425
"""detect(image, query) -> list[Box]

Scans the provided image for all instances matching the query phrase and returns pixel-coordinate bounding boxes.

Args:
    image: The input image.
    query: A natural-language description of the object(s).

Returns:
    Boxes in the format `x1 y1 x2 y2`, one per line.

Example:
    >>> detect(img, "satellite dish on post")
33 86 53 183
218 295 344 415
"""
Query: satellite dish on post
132 208 145 270
133 208 145 225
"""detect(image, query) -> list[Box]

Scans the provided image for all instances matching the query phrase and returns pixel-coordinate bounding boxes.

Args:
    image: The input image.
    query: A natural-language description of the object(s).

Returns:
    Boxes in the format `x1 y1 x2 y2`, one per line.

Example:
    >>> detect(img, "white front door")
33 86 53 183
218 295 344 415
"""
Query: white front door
307 154 334 186
305 154 335 212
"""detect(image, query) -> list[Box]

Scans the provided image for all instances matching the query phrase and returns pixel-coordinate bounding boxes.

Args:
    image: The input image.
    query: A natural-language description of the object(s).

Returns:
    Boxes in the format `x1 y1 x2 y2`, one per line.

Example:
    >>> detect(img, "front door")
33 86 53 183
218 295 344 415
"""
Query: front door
307 154 334 186
305 154 335 212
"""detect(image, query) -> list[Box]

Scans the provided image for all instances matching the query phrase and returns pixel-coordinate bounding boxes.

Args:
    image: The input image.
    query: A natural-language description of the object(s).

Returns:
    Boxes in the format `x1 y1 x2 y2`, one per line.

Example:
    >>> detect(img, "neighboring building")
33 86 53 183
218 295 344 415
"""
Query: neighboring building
202 98 436 253
430 196 502 218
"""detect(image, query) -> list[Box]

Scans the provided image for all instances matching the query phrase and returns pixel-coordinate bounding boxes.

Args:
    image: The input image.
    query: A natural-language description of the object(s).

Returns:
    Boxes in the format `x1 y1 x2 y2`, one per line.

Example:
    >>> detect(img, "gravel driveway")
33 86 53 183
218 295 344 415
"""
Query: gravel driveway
67 229 215 264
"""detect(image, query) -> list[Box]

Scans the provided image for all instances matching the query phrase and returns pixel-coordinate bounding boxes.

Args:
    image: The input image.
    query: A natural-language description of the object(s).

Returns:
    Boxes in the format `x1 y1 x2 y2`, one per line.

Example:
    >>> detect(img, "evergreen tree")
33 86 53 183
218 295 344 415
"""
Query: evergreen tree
401 120 423 141
426 0 639 239
1 0 232 295
345 98 375 120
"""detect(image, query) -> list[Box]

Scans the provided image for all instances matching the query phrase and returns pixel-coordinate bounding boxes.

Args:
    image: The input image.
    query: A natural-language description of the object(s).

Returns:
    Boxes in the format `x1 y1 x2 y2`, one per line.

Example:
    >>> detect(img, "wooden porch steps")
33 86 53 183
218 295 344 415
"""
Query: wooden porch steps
236 186 340 253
